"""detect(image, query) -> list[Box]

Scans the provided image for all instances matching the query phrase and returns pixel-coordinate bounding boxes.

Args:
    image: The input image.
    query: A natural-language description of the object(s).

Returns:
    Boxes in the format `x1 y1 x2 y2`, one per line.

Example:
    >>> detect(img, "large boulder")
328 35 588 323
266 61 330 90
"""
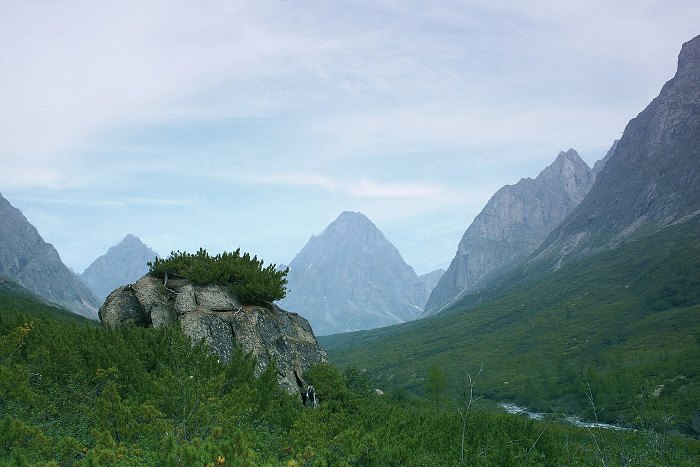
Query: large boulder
99 286 147 327
99 274 328 394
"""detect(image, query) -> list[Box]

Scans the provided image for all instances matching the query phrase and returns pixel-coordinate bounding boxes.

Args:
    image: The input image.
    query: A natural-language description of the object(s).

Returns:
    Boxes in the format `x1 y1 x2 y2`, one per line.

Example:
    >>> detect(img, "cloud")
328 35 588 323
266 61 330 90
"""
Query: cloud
258 172 451 201
11 195 195 208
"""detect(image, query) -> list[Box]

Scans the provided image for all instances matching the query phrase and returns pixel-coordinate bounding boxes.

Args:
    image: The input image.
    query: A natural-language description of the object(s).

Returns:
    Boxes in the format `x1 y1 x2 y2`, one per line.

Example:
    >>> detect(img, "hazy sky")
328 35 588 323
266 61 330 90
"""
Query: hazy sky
1 1 699 275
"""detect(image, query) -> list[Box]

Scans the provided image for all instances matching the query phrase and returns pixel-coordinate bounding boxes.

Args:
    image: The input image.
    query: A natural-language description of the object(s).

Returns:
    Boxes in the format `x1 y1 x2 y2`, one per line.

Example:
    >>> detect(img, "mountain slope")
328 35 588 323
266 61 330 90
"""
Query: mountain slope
321 216 700 433
0 193 99 318
532 34 700 268
81 234 158 302
424 149 596 315
320 36 700 434
278 211 428 335
0 275 94 323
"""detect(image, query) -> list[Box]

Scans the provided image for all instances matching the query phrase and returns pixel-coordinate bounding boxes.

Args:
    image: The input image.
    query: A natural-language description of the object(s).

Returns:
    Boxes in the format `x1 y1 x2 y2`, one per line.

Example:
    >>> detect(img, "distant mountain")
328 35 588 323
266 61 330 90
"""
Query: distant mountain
0 193 99 318
278 211 429 335
320 37 700 434
418 269 445 294
532 34 700 268
423 149 596 315
0 275 92 322
80 234 158 303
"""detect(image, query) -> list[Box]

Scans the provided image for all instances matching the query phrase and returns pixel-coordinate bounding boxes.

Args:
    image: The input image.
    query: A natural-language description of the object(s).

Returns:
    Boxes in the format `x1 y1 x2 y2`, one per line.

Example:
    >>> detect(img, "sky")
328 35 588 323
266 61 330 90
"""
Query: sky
1 1 699 275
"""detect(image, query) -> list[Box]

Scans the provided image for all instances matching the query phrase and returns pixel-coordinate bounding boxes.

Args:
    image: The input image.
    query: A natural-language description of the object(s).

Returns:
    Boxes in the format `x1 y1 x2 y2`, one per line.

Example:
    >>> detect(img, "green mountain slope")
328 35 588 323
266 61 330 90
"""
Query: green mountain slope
0 276 95 324
321 217 700 433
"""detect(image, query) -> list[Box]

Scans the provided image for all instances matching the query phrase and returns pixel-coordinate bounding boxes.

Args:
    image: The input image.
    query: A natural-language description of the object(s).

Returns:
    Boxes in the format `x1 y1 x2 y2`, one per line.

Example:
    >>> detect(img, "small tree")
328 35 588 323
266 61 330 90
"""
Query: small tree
148 248 288 305
424 365 447 410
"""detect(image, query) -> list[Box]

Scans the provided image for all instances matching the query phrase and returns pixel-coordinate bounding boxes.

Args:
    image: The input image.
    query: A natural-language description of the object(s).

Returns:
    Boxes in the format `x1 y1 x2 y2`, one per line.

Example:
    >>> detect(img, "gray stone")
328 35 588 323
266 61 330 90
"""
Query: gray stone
179 311 235 361
194 284 241 311
225 304 328 393
175 284 197 314
99 287 147 327
99 275 328 394
132 275 172 324
150 304 177 327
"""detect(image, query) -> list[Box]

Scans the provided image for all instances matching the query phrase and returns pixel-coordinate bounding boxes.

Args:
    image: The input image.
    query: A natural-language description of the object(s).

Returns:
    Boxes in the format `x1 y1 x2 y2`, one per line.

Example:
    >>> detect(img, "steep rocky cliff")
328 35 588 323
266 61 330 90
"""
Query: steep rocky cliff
81 234 158 303
0 193 99 318
278 211 428 335
100 274 328 394
424 150 596 315
533 34 700 267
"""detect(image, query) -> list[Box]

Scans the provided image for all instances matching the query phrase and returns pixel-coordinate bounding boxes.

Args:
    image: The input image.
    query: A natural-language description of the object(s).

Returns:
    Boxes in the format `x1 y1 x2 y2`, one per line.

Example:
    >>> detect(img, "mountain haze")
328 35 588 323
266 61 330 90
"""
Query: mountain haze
278 211 428 335
0 193 99 318
81 234 158 303
424 149 596 315
418 269 445 295
320 37 700 434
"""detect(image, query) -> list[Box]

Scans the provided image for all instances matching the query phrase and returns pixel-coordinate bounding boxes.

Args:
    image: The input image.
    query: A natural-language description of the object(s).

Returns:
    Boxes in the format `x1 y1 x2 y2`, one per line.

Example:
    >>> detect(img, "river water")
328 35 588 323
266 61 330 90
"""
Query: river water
498 403 634 431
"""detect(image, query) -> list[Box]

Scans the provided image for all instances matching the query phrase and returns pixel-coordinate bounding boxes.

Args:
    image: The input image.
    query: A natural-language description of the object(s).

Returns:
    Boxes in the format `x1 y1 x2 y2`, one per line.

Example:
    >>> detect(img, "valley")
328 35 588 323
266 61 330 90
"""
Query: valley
0 7 698 465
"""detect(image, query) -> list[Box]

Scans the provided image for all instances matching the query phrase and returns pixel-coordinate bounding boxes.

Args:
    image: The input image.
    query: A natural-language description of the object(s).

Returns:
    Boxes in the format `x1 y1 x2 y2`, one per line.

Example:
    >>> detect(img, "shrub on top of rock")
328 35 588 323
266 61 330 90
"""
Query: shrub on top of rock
148 248 288 305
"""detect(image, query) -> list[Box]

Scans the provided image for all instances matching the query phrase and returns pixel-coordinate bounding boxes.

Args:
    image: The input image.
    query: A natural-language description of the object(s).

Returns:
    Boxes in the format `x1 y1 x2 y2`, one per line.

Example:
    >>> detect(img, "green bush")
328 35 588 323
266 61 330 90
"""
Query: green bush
148 248 288 305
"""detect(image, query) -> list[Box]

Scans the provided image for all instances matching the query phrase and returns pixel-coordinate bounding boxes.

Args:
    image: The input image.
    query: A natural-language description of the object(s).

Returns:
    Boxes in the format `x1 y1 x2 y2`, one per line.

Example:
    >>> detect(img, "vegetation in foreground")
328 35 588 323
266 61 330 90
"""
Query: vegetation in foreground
321 218 700 435
1 305 699 466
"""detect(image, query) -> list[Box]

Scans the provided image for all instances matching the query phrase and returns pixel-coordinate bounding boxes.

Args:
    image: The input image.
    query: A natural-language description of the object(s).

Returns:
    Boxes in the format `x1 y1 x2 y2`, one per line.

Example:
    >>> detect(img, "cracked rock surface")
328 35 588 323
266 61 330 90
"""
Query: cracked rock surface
99 274 328 394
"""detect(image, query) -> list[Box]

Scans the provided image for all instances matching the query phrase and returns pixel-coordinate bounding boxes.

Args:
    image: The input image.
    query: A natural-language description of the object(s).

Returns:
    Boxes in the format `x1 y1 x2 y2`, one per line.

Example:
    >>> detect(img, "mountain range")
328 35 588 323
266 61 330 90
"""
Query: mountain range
320 34 700 434
530 35 700 269
278 211 430 335
80 234 158 303
0 193 100 318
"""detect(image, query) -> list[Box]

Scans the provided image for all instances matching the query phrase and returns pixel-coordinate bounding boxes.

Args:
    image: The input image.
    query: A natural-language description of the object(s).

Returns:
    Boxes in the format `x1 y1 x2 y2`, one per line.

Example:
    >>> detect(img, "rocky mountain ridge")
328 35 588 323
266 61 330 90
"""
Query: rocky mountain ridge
81 234 158 303
278 211 429 335
531 34 700 268
0 193 99 318
424 149 597 315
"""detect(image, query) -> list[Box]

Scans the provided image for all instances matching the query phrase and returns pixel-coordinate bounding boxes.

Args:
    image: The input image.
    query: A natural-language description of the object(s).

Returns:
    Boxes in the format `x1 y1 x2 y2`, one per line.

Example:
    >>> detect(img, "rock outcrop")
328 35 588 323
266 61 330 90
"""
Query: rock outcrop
423 149 596 315
100 274 328 394
0 192 100 319
278 211 429 335
81 234 158 303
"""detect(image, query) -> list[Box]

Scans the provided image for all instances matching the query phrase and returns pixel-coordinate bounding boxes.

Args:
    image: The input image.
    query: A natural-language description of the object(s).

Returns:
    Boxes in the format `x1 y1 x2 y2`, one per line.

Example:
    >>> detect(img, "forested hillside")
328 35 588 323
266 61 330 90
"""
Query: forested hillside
2 302 698 465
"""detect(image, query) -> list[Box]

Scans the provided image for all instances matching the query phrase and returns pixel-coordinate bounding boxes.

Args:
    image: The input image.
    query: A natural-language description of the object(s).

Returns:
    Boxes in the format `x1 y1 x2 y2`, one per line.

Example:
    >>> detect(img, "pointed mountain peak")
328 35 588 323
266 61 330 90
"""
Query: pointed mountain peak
81 235 158 302
335 211 373 225
322 211 382 238
553 148 585 165
537 148 590 182
280 211 428 335
118 234 145 246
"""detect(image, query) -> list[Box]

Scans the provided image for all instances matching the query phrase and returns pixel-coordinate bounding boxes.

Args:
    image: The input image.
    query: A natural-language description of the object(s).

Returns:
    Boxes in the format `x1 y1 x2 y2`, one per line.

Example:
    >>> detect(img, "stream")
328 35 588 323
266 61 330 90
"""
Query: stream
498 403 634 431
